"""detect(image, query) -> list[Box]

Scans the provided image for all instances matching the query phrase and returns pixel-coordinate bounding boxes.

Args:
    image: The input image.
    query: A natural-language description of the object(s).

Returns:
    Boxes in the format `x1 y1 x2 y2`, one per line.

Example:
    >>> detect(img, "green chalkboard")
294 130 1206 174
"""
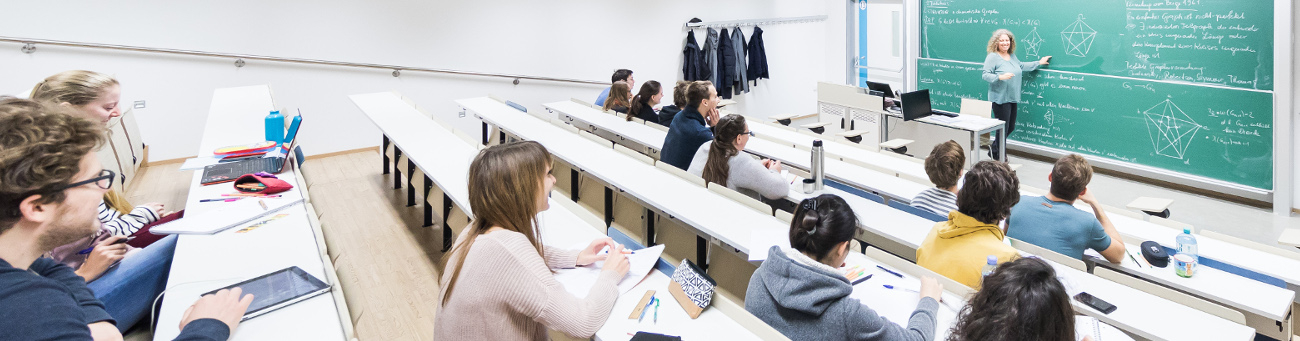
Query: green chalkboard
918 59 1273 190
918 0 1275 190
922 0 1274 90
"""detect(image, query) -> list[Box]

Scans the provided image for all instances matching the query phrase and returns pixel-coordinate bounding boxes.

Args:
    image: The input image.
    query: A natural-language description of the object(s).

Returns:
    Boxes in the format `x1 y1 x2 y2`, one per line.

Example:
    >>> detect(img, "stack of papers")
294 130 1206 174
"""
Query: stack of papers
555 245 665 298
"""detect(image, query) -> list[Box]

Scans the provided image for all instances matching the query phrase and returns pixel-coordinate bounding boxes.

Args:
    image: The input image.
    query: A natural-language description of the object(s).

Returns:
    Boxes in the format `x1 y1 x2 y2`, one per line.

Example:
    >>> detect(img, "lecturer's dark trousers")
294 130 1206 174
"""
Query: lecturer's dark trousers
991 102 1017 159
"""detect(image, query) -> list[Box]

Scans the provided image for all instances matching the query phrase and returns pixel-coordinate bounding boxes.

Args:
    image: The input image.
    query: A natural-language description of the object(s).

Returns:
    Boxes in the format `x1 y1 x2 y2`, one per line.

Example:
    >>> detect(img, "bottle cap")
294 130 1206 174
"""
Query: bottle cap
1183 228 1191 234
813 140 823 147
987 255 997 265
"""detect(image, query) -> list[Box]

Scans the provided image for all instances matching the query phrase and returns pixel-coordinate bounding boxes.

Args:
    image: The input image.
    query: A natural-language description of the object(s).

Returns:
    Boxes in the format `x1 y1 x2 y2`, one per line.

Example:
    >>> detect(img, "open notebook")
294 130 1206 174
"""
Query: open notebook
150 199 303 235
1076 316 1134 341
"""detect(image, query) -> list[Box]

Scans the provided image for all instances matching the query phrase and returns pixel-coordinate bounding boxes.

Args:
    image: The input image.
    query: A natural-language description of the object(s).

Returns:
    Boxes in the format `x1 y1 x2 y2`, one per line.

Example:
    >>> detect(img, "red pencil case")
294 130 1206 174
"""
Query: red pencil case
233 173 293 194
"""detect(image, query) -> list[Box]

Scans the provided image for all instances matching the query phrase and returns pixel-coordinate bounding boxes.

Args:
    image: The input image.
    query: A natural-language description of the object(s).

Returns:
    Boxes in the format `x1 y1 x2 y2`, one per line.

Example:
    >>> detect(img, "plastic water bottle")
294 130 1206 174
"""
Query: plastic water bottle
980 255 998 278
811 140 825 191
265 110 284 145
1174 228 1198 277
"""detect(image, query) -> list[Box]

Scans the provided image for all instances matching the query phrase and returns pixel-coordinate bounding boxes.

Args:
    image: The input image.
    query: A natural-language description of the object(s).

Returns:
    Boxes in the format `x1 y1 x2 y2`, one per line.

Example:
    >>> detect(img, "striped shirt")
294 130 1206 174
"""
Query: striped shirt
97 200 159 236
911 188 958 216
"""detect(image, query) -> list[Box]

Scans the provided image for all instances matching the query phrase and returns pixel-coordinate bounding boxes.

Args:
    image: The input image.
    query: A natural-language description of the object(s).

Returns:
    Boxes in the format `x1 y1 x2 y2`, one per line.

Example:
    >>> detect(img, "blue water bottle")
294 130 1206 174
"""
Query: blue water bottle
265 110 284 145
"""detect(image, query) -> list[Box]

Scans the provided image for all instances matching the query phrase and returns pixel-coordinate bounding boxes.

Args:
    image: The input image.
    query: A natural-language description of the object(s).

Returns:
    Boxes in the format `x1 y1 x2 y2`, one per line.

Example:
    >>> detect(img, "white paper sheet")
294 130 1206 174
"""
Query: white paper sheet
554 245 665 298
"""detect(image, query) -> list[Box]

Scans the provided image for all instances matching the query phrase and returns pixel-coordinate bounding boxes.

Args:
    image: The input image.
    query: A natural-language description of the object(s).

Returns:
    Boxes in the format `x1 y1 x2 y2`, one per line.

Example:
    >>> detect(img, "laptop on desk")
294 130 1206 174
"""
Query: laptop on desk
901 89 958 121
200 116 302 185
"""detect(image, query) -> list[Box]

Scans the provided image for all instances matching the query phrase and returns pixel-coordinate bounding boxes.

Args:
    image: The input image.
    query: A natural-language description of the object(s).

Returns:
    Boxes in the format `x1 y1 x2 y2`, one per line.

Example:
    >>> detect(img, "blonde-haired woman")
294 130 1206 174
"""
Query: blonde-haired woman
30 70 179 334
982 29 1050 160
602 80 632 114
436 141 630 340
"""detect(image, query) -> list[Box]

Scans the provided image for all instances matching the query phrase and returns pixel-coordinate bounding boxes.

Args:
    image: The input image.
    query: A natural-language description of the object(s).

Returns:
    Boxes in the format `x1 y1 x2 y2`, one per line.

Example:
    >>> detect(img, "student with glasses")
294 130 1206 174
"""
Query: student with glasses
687 114 787 201
0 97 252 341
31 70 182 334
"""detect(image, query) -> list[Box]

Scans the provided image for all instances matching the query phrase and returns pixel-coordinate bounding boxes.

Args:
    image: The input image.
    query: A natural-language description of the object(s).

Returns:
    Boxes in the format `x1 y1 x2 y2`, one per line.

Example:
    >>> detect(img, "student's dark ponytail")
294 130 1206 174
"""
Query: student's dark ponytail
788 194 859 262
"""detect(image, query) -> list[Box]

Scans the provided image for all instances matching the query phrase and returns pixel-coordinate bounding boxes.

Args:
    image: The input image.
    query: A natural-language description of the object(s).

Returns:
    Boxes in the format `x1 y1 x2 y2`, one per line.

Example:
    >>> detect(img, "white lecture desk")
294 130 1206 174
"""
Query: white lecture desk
156 85 345 341
462 97 788 257
745 121 927 177
543 101 928 203
877 109 1008 164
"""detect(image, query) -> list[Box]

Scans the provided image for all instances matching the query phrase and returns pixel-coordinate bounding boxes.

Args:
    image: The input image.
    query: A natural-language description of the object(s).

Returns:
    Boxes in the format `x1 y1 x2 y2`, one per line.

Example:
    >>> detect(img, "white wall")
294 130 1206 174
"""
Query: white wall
0 0 847 162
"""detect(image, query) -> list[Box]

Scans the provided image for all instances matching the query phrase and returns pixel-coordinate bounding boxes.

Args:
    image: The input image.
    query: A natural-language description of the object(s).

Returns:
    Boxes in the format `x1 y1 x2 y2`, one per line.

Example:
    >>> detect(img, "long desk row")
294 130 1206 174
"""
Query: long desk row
525 98 1258 340
548 97 1295 338
352 92 784 340
157 85 347 340
543 101 928 203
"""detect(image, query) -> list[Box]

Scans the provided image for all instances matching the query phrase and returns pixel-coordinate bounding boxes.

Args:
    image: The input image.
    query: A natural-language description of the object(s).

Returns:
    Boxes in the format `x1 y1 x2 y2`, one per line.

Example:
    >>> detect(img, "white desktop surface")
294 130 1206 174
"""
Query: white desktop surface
746 123 927 177
350 92 476 213
462 97 787 255
545 101 666 151
1108 211 1300 290
786 185 935 252
744 138 927 202
158 86 342 341
841 252 964 341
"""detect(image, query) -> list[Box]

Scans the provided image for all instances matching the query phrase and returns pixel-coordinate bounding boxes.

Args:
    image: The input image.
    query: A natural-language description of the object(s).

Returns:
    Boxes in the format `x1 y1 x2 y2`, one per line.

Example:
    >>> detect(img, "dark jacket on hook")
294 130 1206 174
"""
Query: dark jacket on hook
718 28 735 99
747 27 770 83
731 27 749 95
683 31 706 81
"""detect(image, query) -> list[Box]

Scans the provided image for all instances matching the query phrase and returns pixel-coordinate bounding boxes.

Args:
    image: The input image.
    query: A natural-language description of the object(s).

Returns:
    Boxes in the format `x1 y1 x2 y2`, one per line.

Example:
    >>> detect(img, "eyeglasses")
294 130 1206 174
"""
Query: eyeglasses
743 131 755 137
51 169 116 192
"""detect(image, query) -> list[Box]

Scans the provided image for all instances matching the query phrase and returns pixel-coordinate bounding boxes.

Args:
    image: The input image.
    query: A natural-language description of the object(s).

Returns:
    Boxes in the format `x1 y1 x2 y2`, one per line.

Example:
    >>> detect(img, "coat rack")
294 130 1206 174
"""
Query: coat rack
684 15 827 30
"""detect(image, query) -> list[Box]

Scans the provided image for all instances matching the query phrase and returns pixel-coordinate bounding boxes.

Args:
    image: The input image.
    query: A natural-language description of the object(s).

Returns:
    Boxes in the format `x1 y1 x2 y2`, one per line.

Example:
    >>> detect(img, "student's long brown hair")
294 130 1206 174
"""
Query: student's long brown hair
948 257 1074 341
627 81 661 121
701 114 747 187
603 81 632 112
440 141 552 306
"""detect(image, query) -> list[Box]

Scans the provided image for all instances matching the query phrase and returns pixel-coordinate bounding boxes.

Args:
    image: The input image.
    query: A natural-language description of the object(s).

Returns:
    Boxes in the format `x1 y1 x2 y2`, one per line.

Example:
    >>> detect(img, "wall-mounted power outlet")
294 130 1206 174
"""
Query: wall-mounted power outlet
133 100 146 109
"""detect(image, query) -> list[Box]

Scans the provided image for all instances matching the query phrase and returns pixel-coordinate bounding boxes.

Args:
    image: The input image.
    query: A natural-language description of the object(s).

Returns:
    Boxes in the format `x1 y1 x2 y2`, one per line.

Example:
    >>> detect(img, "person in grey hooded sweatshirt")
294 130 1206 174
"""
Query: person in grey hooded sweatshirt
747 194 943 341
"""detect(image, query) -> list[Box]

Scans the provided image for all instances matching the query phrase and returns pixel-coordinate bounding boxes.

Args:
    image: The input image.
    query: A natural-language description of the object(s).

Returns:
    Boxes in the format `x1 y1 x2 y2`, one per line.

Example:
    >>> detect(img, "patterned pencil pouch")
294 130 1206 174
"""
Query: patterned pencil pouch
668 259 716 318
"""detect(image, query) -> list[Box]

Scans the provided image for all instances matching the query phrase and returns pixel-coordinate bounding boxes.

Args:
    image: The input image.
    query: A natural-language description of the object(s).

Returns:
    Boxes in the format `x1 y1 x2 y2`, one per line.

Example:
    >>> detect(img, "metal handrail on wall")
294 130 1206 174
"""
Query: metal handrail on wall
0 36 607 86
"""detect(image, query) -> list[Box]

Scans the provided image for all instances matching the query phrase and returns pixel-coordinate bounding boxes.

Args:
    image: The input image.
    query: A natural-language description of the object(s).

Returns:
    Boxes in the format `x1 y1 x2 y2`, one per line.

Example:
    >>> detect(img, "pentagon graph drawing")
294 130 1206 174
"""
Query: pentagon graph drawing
1060 15 1096 57
1023 27 1045 58
1143 98 1203 160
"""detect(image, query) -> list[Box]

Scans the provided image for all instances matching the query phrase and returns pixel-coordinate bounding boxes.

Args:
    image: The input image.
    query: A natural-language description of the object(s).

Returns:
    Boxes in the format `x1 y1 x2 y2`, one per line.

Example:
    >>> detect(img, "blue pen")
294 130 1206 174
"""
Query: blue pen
876 265 904 278
637 295 655 322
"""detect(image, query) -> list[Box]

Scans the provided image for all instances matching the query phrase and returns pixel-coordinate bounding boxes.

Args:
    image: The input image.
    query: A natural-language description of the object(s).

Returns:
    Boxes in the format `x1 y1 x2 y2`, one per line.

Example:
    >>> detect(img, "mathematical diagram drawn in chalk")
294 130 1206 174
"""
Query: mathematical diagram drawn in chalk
1143 98 1203 160
1024 27 1044 58
1043 110 1069 127
1061 15 1096 57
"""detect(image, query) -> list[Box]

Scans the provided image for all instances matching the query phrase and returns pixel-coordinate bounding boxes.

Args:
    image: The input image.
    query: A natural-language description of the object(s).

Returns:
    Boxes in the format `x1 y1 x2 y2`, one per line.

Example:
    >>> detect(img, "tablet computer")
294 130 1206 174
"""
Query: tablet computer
203 266 331 321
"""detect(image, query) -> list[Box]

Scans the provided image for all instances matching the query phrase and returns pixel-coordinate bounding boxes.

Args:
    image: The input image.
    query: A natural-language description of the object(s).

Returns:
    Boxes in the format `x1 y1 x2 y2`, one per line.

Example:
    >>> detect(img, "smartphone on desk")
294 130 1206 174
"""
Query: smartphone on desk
1073 292 1117 314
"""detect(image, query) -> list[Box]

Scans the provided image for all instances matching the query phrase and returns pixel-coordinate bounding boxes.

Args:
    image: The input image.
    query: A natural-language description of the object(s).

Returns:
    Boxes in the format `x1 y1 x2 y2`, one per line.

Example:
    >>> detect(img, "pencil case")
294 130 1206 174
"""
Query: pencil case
668 259 715 319
233 172 293 195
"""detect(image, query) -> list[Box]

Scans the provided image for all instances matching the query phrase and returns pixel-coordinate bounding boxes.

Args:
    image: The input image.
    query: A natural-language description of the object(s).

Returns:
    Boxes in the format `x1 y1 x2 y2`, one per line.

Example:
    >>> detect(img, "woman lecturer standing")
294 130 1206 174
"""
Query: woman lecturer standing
982 29 1050 160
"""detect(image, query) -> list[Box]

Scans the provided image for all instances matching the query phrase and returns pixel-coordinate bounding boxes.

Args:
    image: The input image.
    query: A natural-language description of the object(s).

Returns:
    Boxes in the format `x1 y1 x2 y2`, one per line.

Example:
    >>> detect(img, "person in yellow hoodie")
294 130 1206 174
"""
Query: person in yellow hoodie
917 161 1021 288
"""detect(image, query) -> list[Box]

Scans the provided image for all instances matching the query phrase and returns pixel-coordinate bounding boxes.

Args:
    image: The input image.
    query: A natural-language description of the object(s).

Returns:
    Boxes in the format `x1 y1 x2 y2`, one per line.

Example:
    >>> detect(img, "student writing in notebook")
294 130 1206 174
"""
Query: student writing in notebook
947 257 1091 341
0 98 252 341
435 141 630 340
30 70 181 333
747 194 943 341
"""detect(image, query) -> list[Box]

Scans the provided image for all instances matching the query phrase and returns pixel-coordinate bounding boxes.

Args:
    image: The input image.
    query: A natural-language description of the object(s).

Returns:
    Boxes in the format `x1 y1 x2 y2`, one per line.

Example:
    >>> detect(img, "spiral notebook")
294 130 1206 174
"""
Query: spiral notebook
150 199 303 235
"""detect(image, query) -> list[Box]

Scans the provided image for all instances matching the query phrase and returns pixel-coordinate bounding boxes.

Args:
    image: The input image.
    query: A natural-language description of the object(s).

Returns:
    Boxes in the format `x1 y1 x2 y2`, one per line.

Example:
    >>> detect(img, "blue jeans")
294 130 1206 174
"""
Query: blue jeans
87 234 176 333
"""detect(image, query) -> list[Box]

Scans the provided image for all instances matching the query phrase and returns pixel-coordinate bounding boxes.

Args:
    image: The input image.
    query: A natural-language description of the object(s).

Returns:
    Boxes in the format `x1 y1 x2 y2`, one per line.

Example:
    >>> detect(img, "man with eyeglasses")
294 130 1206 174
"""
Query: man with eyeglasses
0 98 251 341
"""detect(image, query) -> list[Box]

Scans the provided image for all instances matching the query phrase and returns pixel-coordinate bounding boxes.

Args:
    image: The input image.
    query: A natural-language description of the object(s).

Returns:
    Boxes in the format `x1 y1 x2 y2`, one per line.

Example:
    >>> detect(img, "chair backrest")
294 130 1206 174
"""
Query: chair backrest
887 200 947 222
865 246 975 297
1092 266 1247 325
550 117 581 134
1008 238 1087 271
1199 230 1300 261
841 156 898 177
959 98 993 118
654 161 706 187
119 108 145 167
775 210 794 224
614 144 654 165
708 183 771 214
570 98 597 108
883 150 923 164
785 166 811 179
899 171 934 187
645 121 669 132
578 130 611 146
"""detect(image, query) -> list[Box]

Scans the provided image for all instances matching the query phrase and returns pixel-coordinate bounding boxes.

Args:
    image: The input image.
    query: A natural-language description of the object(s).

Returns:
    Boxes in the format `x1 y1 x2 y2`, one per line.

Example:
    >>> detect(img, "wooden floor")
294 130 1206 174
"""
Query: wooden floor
123 150 448 340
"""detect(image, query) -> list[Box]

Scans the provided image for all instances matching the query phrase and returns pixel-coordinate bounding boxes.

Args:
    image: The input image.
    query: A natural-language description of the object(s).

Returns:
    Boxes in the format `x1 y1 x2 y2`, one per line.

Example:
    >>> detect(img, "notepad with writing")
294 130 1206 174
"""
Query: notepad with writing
1075 316 1134 341
150 199 303 235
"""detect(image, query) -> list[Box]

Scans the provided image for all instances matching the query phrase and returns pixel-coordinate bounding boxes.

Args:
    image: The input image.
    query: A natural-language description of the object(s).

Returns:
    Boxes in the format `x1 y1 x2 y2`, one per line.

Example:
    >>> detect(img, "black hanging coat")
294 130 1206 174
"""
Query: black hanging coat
747 26 770 83
682 31 705 81
717 28 735 99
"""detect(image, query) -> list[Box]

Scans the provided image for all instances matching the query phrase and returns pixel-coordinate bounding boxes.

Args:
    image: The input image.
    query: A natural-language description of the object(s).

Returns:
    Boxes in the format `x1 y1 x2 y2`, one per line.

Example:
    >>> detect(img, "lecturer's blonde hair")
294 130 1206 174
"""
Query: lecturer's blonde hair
986 29 1016 54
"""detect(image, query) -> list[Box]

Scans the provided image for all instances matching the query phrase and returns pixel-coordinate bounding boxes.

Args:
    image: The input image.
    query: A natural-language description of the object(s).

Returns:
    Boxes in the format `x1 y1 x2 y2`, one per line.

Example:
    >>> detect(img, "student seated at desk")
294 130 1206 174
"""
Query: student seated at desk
661 81 721 170
1007 154 1125 263
627 80 662 122
31 70 181 333
748 194 942 341
917 161 1021 288
687 114 786 200
656 81 689 127
0 98 252 341
948 257 1089 341
912 140 965 216
602 81 632 114
595 69 633 107
436 141 631 340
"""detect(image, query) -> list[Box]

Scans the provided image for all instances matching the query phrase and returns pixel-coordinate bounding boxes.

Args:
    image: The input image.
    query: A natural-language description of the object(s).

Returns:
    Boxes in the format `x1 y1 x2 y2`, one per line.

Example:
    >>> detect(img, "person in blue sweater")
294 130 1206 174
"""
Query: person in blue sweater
982 29 1050 160
594 69 634 107
0 98 252 341
661 81 720 170
747 194 943 341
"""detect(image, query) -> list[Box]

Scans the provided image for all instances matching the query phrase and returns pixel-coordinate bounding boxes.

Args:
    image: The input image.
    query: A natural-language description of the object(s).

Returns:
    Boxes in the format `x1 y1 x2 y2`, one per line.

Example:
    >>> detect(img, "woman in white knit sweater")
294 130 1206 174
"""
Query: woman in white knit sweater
688 114 788 200
436 141 630 340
